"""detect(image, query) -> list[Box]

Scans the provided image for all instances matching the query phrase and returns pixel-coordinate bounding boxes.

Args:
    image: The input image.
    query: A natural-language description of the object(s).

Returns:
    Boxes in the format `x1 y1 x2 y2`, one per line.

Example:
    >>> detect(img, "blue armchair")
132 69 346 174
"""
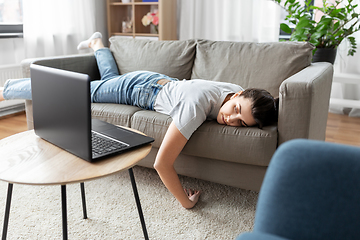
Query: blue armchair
237 139 360 240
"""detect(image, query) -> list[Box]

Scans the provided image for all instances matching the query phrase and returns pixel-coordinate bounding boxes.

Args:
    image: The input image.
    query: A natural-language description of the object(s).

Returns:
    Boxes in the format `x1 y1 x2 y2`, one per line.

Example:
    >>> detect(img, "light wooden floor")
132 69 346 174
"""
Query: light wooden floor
1 111 360 147
325 112 360 147
0 112 28 140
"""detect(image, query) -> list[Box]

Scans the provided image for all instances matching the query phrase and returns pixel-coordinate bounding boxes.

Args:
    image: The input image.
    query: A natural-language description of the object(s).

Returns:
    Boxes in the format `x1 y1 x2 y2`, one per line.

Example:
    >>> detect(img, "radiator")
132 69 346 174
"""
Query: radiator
0 64 23 87
0 64 25 117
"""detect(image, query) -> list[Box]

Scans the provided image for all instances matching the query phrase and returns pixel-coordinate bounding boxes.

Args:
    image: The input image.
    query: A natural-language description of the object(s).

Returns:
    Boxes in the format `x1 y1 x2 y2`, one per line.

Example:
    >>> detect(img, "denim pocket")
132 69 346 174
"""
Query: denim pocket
133 82 164 110
133 86 150 109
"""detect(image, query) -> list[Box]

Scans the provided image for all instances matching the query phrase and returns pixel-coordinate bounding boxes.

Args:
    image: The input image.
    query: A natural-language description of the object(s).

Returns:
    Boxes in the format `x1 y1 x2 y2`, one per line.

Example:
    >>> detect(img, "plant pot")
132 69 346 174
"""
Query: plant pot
312 48 337 64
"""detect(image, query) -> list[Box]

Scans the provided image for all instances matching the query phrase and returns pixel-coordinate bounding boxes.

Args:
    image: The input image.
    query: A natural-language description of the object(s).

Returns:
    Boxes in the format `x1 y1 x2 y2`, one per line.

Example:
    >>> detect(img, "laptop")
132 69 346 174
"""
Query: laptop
30 64 154 162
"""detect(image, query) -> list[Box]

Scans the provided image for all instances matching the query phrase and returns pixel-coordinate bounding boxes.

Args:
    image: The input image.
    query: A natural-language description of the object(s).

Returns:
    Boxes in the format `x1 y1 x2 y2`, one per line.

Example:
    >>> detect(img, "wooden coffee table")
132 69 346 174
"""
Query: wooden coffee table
0 129 152 240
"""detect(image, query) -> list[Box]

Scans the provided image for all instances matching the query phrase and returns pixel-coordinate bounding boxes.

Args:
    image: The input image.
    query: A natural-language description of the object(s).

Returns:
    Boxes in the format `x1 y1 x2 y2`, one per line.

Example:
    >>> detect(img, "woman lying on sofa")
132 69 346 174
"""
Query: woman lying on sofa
0 32 279 209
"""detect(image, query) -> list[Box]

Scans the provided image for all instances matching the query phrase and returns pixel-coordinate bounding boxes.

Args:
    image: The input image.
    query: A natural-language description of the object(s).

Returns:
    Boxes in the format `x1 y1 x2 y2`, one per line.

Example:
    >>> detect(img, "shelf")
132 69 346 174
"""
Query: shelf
333 73 360 85
110 3 132 5
112 33 134 36
134 0 159 3
107 0 177 41
330 73 360 109
110 2 158 5
330 98 360 109
134 2 159 5
134 33 158 37
112 33 158 37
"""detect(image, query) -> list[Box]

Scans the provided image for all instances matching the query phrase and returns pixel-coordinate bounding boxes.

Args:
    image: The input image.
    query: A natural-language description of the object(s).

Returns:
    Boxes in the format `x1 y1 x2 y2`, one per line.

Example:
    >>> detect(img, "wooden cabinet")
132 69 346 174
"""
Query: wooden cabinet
106 0 177 40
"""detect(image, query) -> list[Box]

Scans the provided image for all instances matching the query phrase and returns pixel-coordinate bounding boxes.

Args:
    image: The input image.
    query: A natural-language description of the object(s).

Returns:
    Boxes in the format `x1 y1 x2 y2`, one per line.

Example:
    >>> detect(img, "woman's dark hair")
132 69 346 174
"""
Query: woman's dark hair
240 88 279 129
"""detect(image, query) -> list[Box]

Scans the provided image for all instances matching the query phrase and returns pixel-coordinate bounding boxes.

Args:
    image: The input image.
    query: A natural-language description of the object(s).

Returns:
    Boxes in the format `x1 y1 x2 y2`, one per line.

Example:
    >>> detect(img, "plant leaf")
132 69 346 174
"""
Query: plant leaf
296 16 311 29
280 23 292 34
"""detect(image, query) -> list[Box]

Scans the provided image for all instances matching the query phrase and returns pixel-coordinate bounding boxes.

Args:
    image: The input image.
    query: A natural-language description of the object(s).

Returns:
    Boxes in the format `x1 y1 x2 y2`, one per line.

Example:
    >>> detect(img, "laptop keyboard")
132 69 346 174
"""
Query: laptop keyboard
91 131 129 157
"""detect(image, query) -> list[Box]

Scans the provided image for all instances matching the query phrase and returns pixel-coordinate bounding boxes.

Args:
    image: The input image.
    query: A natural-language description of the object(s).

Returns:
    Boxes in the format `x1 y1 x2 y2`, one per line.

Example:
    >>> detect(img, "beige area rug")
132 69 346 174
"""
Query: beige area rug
0 166 258 239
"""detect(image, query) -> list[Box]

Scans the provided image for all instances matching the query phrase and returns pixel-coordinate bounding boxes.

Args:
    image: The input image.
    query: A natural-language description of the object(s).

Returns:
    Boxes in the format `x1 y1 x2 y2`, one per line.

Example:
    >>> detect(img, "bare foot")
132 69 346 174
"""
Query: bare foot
184 189 201 209
0 87 4 101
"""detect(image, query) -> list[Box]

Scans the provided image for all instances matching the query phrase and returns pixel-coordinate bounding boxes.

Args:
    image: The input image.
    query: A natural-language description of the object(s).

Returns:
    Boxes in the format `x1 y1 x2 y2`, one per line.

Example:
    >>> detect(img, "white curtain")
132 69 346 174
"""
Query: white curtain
178 0 280 42
23 0 108 58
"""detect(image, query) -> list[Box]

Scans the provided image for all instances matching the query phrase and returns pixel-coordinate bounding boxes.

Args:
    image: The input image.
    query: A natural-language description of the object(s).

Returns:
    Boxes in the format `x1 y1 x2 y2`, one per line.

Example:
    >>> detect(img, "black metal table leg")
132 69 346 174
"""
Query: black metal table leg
61 185 68 240
80 183 87 219
2 183 13 240
128 168 149 240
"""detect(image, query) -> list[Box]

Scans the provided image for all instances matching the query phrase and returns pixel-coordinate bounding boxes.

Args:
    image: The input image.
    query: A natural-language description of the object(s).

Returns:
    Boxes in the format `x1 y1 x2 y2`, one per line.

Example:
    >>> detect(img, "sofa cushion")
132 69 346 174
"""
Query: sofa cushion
183 121 278 167
109 37 196 80
130 110 173 148
191 39 314 97
130 110 277 167
91 103 142 127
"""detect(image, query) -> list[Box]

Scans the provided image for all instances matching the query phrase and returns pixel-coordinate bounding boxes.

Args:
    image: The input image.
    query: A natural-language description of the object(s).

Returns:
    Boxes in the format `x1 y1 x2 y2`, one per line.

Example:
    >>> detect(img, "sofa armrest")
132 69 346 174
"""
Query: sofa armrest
21 53 100 80
278 62 333 145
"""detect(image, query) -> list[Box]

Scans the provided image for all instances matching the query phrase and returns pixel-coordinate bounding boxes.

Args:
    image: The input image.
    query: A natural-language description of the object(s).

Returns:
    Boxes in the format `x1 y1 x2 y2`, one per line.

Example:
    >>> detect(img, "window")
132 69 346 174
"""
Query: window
278 0 315 41
0 0 23 38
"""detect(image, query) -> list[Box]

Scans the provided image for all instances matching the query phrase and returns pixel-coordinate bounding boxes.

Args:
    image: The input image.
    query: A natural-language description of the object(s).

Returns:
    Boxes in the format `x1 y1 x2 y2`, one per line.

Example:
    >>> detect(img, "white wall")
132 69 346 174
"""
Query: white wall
0 38 25 65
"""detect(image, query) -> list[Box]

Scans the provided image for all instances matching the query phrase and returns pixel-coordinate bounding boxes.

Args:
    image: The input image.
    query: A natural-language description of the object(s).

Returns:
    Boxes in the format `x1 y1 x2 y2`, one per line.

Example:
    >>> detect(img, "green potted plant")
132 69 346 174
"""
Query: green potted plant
273 0 360 64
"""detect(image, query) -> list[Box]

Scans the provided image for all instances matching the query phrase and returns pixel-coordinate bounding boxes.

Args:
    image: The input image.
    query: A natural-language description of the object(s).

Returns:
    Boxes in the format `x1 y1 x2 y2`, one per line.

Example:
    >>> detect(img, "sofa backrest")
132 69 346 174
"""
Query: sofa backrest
109 37 196 80
109 37 314 97
192 39 314 97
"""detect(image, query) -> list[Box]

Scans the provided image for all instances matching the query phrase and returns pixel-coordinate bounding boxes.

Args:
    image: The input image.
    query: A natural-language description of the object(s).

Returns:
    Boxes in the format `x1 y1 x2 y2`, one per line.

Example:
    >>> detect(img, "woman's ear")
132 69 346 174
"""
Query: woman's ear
230 91 243 100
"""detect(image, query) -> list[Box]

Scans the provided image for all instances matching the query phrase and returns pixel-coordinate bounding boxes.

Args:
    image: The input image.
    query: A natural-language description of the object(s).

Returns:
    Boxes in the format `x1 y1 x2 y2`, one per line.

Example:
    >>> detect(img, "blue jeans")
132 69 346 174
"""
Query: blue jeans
3 48 177 110
3 78 32 100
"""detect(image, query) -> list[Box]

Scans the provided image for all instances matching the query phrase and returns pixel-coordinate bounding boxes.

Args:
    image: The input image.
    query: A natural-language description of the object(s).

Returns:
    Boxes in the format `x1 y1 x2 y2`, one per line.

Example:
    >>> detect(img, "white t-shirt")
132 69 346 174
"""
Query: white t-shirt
154 79 243 140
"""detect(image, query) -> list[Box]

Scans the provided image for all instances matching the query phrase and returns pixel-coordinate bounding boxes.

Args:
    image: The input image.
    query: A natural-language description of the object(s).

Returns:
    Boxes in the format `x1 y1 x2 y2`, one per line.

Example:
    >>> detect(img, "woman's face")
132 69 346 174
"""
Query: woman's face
217 94 256 127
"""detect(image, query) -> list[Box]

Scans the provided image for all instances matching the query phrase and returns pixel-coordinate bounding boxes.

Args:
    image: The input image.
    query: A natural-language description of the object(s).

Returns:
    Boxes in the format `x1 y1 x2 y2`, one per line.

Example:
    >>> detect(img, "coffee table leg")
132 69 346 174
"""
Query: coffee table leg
128 168 149 240
61 185 68 240
80 183 87 219
2 183 13 240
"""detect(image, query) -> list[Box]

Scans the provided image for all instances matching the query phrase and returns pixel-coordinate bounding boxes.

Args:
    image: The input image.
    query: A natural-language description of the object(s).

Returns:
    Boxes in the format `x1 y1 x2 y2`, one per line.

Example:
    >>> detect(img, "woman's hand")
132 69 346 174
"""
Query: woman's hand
184 189 201 209
154 122 202 209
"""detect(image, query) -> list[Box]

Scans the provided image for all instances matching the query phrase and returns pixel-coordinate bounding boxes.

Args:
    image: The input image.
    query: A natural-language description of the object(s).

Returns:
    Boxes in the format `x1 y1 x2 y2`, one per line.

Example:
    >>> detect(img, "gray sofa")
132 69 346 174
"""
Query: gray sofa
21 38 333 191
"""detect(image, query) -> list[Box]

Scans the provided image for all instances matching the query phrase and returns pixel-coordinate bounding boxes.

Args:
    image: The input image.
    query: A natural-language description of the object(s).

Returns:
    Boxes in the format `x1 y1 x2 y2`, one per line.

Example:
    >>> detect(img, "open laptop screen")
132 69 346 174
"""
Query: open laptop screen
30 64 92 160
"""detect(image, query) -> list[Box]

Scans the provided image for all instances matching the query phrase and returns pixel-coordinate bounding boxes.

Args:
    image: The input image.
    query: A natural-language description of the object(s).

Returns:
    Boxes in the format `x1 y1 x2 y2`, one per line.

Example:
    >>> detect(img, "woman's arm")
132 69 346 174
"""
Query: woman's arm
153 122 201 209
